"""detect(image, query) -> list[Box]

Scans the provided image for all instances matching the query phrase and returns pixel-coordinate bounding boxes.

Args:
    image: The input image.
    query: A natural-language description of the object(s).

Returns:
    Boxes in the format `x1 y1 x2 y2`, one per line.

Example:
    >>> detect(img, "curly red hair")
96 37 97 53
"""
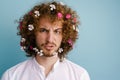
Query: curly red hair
17 1 80 61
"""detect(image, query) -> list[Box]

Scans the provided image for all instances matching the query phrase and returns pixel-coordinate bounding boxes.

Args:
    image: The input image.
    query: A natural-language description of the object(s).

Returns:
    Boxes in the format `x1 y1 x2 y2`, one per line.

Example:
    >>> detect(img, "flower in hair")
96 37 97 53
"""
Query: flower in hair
20 38 25 45
30 46 33 50
72 25 79 32
57 12 63 19
76 27 79 32
58 48 63 53
20 42 23 46
72 18 77 23
67 39 73 47
33 47 43 56
38 50 43 56
28 24 34 31
50 4 56 11
29 11 32 15
21 46 26 51
66 14 71 19
34 10 40 17
33 48 38 53
73 25 76 30
19 21 23 30
21 38 26 42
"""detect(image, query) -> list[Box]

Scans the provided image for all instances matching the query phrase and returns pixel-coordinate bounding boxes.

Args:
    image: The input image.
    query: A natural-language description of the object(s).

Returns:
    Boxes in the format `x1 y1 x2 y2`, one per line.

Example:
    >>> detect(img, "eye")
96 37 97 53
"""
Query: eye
39 28 48 33
54 29 62 35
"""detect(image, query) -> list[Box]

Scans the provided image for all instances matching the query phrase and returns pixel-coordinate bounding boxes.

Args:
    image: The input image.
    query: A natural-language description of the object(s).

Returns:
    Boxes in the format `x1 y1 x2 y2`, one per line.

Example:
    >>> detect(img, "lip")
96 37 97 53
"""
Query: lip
44 45 54 50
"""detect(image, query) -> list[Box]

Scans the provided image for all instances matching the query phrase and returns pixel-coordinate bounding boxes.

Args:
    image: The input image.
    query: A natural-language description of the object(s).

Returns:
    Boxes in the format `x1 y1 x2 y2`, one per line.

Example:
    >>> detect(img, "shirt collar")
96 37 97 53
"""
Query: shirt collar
32 57 60 72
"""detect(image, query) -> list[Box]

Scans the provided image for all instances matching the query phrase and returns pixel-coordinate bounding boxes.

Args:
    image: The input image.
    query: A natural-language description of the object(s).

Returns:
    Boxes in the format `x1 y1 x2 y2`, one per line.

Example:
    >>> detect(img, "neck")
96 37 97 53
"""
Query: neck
35 54 59 66
35 54 59 76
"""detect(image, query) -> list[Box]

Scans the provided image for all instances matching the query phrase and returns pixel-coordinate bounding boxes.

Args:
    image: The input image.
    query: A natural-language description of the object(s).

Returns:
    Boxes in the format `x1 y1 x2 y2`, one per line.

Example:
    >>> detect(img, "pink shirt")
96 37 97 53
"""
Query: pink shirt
1 58 90 80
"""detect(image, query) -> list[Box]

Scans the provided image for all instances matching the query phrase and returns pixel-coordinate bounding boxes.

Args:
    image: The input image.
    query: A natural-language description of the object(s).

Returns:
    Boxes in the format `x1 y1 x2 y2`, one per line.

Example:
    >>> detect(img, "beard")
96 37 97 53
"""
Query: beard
42 52 58 57
37 42 59 57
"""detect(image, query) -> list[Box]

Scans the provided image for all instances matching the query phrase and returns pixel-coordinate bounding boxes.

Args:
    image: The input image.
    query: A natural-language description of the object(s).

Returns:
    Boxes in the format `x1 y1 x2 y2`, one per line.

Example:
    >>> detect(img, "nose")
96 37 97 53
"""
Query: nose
47 31 54 43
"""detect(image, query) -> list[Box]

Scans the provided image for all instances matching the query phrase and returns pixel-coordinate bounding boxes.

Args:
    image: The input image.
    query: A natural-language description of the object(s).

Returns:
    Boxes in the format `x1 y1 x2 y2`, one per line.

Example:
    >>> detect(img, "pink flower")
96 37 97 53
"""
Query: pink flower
73 18 77 23
57 12 63 18
19 21 23 30
20 42 23 46
67 39 73 47
66 14 71 19
30 46 33 50
29 11 32 15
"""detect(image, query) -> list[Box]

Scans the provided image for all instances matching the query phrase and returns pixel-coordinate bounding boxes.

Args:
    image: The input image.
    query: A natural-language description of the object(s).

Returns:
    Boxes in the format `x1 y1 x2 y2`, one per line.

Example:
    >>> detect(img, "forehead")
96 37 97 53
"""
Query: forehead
38 17 63 28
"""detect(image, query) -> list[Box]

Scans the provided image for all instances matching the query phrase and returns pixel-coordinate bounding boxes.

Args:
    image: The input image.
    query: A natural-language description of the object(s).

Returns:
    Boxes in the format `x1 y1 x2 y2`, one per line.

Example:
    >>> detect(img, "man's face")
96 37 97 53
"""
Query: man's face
35 18 63 57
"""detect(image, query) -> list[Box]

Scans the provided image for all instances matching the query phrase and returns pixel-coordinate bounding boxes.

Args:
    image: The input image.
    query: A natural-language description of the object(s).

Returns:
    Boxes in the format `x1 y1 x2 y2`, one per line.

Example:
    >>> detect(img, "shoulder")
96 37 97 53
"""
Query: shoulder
7 59 32 72
64 59 86 72
1 58 33 80
63 59 90 80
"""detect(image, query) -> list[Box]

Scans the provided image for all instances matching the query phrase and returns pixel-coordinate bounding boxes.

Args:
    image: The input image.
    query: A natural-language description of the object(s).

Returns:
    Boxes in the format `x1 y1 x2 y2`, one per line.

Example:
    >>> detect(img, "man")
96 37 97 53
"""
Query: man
1 1 90 80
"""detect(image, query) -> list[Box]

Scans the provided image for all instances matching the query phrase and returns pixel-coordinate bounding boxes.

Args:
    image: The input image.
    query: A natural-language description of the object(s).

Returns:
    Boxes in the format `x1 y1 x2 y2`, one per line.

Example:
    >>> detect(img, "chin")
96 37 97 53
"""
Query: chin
43 53 57 57
43 50 58 57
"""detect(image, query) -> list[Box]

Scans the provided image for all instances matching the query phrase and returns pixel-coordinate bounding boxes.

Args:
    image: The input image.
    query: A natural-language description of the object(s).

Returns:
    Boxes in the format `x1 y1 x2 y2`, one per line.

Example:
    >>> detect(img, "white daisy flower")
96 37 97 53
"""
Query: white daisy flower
73 25 76 30
28 24 34 31
21 38 26 42
34 10 40 17
50 4 56 11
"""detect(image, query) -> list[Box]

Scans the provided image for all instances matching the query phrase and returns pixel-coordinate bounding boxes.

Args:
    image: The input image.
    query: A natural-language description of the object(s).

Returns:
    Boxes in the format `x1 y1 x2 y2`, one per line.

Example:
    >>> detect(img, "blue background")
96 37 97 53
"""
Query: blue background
0 0 120 80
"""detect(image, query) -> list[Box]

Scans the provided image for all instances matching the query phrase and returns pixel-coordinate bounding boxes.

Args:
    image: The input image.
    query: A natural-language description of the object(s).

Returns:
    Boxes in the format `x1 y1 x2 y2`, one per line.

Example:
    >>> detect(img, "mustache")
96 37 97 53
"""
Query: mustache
41 42 56 46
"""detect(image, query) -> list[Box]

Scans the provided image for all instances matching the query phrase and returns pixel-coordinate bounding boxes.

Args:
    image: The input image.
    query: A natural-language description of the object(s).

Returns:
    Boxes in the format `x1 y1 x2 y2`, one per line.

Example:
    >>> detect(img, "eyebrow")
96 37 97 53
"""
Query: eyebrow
38 27 62 31
54 28 62 31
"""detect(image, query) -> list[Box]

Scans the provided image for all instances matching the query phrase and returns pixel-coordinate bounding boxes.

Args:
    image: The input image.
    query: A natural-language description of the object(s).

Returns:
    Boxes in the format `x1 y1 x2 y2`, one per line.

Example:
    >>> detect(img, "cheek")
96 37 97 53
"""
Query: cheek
56 36 62 43
36 34 46 44
60 36 62 42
